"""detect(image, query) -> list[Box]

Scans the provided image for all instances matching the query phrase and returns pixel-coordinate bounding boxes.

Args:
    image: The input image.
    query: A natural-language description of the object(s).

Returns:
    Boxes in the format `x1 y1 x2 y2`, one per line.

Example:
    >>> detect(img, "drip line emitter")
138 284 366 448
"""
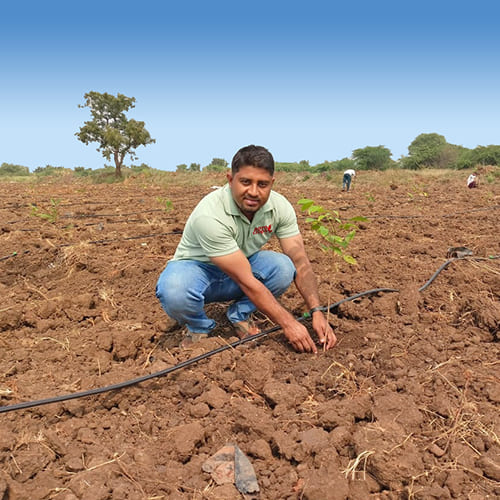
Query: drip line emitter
0 255 498 415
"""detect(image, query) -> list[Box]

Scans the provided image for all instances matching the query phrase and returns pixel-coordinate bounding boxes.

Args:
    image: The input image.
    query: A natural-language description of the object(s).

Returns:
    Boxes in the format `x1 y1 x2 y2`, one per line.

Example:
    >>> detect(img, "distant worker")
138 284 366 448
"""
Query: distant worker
467 172 479 189
342 169 356 192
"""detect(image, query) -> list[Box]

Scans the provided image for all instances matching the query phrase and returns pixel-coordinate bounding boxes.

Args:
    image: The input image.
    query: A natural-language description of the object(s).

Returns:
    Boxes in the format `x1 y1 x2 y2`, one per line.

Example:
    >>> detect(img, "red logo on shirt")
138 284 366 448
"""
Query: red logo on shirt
253 224 272 235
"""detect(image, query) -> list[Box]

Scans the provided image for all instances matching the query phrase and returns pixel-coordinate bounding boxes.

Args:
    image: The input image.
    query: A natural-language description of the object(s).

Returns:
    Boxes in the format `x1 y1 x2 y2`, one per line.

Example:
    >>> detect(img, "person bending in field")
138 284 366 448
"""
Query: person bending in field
156 145 336 353
342 168 356 191
467 172 479 189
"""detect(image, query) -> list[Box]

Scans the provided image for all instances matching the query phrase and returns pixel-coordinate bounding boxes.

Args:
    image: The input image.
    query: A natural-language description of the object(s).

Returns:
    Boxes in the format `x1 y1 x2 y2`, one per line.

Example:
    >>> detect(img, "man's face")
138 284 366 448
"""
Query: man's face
227 165 275 220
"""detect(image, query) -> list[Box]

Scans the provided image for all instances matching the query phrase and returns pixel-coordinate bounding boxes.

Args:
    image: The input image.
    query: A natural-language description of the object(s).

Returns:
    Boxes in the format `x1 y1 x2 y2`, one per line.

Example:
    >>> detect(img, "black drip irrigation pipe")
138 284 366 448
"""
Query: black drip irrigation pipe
5 208 176 225
0 287 398 415
56 230 183 248
10 218 146 232
298 204 500 221
0 231 183 262
365 205 500 220
3 255 499 415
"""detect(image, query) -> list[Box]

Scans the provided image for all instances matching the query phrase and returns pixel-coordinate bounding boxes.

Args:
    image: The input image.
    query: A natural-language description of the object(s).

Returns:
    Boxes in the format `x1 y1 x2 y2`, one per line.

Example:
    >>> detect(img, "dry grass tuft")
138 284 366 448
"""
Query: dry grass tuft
321 359 359 396
342 449 375 480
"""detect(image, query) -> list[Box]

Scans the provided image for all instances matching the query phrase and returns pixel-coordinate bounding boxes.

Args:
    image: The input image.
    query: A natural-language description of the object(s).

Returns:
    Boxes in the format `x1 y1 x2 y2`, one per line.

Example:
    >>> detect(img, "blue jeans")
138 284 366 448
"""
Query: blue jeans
156 250 296 334
342 173 352 191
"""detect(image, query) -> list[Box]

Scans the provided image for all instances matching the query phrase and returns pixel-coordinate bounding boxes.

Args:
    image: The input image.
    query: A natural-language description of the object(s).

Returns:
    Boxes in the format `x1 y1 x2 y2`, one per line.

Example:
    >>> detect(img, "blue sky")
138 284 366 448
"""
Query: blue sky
1 0 499 171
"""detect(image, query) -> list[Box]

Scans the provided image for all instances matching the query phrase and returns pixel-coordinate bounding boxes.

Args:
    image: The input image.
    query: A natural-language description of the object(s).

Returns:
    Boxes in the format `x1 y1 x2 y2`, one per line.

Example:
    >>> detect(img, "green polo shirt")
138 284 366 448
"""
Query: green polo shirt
172 184 300 262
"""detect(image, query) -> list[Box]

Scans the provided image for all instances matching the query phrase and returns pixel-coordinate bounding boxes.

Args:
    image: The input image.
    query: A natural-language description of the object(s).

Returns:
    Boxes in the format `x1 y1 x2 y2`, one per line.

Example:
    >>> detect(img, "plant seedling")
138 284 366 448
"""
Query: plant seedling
30 198 61 223
298 198 367 265
157 197 173 212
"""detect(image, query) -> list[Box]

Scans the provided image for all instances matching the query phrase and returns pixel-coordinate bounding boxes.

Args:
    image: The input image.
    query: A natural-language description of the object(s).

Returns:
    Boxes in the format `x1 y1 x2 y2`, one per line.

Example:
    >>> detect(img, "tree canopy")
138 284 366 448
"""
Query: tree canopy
352 145 393 170
203 158 228 172
76 92 155 177
401 133 447 169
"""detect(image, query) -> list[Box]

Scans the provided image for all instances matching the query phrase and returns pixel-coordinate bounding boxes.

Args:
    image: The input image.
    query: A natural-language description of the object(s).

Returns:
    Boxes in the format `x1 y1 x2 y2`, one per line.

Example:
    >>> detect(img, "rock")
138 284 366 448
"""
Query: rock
485 383 500 403
229 398 275 440
298 427 329 455
0 429 15 451
329 425 353 452
302 467 349 500
202 445 235 485
198 385 229 409
111 331 139 360
43 429 67 456
171 422 205 461
428 443 446 457
76 427 96 444
262 380 309 407
477 453 500 481
234 445 259 494
0 478 7 500
372 392 424 429
271 430 297 461
65 456 84 473
247 439 273 460
352 421 425 490
202 444 259 494
188 402 210 417
133 449 155 468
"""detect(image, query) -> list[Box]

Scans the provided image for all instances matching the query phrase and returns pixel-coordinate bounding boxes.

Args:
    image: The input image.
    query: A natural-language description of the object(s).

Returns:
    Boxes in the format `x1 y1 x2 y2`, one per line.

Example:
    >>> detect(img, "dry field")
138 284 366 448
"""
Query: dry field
0 169 499 499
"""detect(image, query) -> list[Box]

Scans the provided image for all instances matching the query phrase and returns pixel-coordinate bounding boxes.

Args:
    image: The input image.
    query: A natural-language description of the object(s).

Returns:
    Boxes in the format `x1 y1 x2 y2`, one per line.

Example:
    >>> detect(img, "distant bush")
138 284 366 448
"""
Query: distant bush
130 163 153 174
33 165 70 176
74 166 93 177
312 158 356 173
203 158 228 173
277 158 357 173
275 162 303 172
484 167 500 183
203 164 228 173
0 163 30 176
335 158 357 171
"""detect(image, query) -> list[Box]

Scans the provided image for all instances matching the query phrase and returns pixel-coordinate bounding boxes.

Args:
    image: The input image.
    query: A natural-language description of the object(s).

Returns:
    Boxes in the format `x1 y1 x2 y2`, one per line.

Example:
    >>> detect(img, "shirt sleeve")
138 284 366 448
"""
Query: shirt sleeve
190 214 239 257
275 199 300 239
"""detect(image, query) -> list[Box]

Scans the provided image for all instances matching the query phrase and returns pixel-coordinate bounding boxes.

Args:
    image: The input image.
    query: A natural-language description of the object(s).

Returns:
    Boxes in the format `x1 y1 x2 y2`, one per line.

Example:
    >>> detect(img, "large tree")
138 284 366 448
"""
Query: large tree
76 92 155 177
401 133 447 169
352 145 393 170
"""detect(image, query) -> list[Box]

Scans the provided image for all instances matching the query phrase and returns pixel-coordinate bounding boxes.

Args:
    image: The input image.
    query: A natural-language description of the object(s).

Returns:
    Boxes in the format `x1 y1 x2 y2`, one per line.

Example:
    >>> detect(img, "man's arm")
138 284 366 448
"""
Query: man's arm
279 234 337 349
210 250 318 353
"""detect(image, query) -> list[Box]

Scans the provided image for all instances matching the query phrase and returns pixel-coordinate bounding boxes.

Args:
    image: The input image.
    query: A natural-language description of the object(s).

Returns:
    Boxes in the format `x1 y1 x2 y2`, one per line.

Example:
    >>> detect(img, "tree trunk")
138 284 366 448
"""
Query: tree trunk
114 152 123 178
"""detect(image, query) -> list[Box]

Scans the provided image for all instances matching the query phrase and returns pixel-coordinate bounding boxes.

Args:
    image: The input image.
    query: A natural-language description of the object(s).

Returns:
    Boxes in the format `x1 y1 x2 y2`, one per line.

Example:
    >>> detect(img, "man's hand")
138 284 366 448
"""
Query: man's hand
312 312 337 350
283 321 318 353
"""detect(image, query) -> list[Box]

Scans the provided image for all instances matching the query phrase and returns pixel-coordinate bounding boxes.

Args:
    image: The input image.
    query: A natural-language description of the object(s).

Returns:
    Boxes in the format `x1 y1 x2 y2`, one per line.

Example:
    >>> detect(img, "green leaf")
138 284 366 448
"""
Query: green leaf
343 255 357 265
344 230 356 243
308 205 324 214
298 199 314 211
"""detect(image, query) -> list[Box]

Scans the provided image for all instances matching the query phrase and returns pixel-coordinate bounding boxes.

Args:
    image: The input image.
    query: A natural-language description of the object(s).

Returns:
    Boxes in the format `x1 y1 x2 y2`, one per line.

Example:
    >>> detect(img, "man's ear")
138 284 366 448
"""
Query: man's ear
227 171 233 184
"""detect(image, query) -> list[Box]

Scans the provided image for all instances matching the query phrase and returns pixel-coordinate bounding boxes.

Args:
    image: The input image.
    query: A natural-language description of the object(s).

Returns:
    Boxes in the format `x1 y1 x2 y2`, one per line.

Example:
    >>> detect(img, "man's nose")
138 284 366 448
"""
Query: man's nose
248 183 258 196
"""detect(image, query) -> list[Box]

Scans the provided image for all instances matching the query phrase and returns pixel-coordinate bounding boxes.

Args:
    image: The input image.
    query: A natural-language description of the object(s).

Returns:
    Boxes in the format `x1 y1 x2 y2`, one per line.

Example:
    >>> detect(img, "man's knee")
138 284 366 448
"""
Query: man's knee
156 266 190 313
252 251 296 289
275 253 296 283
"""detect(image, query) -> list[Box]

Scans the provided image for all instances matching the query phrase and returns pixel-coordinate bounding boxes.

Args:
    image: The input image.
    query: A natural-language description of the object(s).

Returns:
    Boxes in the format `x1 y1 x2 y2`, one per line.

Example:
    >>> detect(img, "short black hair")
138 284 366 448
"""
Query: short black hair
231 145 274 176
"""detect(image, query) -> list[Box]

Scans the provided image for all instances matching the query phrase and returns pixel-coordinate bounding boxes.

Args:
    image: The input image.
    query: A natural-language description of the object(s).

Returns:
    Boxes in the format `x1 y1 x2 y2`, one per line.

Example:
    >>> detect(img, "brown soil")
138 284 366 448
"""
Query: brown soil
0 171 499 500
